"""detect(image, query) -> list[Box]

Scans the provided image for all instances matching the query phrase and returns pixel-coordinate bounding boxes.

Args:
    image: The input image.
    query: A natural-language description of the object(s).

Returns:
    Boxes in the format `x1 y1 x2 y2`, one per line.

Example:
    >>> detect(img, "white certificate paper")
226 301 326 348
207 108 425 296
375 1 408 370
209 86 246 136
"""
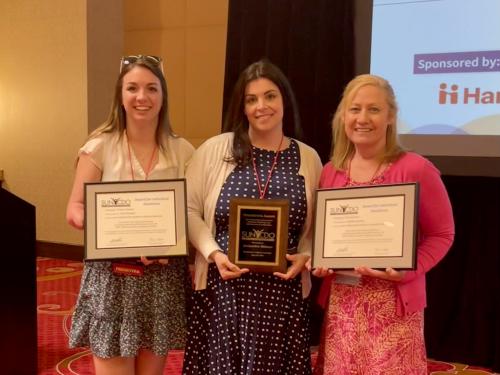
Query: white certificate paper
96 190 176 249
85 179 188 260
323 195 404 258
312 183 418 270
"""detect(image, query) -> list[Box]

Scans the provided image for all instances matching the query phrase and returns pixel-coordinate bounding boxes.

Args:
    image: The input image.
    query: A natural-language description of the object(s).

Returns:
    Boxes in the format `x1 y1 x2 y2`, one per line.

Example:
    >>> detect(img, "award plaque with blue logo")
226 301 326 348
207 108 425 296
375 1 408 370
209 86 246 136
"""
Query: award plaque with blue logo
312 183 418 270
84 179 188 260
228 197 289 273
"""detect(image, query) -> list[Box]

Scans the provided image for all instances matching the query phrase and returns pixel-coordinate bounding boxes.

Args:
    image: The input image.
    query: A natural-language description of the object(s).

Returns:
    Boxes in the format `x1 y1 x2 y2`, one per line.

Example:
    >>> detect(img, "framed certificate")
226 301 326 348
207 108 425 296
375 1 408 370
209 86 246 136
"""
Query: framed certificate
312 183 418 270
84 179 188 260
228 197 289 273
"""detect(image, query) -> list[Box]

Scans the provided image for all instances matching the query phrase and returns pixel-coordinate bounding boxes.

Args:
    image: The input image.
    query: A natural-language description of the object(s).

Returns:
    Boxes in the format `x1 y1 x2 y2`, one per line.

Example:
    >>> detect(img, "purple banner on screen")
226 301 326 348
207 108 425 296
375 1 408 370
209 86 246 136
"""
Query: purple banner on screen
414 50 500 74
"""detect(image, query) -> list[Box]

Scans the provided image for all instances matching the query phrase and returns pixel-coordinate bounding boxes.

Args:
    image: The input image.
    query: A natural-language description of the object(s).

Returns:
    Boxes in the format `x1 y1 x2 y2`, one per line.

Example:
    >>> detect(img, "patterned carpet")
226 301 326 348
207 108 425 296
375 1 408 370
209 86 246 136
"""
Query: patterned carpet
37 257 496 374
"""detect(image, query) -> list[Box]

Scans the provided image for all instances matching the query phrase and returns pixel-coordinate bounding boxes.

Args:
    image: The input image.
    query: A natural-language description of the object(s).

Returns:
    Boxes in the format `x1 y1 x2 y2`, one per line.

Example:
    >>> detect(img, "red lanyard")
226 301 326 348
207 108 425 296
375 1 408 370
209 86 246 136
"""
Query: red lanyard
126 134 157 181
250 134 284 199
346 158 385 186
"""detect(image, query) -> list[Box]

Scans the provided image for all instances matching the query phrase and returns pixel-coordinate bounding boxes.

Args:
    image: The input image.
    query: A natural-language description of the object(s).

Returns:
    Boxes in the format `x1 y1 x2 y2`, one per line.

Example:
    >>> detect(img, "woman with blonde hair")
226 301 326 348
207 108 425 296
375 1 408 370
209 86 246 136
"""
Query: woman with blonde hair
313 74 455 374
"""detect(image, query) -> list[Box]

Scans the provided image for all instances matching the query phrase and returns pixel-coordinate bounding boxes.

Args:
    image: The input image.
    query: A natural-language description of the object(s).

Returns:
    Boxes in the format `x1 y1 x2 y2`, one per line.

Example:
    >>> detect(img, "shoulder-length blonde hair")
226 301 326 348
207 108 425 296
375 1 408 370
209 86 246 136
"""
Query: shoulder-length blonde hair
331 74 404 170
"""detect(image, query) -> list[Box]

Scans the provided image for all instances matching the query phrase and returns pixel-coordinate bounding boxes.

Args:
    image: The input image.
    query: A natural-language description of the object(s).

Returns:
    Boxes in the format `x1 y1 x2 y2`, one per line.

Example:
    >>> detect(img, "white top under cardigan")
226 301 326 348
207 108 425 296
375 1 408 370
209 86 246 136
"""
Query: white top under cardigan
186 132 322 297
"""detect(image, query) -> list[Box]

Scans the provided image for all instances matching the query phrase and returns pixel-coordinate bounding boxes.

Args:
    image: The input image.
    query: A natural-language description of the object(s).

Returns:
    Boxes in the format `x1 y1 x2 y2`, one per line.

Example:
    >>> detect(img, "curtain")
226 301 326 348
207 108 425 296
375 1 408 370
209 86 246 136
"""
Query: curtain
223 0 355 164
425 175 500 372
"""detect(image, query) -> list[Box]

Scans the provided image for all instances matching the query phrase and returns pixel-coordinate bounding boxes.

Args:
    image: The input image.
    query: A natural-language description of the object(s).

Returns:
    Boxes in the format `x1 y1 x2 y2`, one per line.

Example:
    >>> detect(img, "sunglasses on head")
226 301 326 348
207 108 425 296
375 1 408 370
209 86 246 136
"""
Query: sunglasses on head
119 55 164 73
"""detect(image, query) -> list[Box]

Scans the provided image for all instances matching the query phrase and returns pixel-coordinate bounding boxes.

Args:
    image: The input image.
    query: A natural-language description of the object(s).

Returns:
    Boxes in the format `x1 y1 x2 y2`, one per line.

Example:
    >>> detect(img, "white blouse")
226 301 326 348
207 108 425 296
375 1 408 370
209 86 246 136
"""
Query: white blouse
79 131 194 182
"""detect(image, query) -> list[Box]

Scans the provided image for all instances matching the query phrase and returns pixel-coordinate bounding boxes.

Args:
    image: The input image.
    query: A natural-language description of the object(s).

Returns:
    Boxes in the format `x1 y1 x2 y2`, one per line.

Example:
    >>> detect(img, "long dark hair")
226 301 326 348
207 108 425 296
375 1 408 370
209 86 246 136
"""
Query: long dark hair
223 59 302 165
88 56 174 149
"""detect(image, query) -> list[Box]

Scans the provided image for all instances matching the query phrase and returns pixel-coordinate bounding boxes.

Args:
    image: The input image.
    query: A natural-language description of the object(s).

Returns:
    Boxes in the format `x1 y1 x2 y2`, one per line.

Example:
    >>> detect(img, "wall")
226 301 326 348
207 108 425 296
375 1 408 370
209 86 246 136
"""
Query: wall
124 0 229 148
0 0 122 245
0 0 227 247
87 1 124 133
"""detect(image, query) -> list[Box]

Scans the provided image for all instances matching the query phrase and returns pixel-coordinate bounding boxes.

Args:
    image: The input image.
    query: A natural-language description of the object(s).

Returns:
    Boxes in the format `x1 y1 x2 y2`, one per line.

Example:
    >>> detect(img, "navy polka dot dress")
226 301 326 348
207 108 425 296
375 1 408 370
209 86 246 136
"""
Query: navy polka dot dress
183 140 312 375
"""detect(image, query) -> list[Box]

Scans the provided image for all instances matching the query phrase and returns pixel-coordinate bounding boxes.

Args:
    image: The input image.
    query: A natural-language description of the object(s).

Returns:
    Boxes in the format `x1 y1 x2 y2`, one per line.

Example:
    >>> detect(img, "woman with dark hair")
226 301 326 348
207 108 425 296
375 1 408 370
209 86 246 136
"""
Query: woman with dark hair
66 55 194 375
182 59 322 374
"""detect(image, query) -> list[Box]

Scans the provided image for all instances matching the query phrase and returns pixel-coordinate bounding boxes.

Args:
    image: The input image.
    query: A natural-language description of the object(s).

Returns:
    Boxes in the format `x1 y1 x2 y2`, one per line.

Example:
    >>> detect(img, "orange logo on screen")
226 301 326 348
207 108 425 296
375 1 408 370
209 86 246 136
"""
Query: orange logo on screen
439 83 500 104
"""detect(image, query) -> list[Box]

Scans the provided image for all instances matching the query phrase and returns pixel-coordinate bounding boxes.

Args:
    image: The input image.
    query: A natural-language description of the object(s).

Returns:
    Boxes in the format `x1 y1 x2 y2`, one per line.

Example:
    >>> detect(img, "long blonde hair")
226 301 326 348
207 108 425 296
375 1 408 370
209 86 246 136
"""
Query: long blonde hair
331 74 404 170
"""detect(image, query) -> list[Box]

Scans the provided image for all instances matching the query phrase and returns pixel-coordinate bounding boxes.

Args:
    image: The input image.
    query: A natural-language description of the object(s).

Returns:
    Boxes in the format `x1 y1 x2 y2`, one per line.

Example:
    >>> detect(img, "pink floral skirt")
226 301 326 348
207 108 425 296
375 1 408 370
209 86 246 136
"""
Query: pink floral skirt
314 276 427 375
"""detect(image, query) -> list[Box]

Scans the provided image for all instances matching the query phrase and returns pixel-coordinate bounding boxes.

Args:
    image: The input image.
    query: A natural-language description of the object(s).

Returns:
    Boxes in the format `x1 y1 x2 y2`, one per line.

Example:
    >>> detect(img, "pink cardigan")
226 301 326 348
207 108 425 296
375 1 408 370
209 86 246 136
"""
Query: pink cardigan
318 152 455 315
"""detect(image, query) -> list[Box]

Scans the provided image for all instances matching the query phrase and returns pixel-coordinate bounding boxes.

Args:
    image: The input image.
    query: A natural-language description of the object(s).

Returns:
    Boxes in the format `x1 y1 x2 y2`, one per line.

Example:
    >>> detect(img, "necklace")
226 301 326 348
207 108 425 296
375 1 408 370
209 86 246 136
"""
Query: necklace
250 133 284 199
346 157 386 186
126 134 157 181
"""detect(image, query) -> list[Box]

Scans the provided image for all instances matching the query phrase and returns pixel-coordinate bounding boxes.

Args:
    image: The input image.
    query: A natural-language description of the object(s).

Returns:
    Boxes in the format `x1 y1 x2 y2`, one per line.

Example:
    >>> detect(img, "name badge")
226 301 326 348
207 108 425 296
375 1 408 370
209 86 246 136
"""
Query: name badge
112 262 144 277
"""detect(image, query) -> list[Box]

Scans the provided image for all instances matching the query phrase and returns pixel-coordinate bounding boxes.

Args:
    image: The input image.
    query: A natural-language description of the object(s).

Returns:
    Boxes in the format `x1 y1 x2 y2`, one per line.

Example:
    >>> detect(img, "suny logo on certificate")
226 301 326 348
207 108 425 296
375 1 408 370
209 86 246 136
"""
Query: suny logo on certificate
100 197 131 207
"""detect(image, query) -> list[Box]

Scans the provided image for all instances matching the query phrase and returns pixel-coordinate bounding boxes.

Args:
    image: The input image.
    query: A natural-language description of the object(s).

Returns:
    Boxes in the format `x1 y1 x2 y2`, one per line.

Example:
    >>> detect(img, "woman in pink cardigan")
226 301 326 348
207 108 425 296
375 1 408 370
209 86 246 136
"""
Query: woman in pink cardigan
313 74 455 374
